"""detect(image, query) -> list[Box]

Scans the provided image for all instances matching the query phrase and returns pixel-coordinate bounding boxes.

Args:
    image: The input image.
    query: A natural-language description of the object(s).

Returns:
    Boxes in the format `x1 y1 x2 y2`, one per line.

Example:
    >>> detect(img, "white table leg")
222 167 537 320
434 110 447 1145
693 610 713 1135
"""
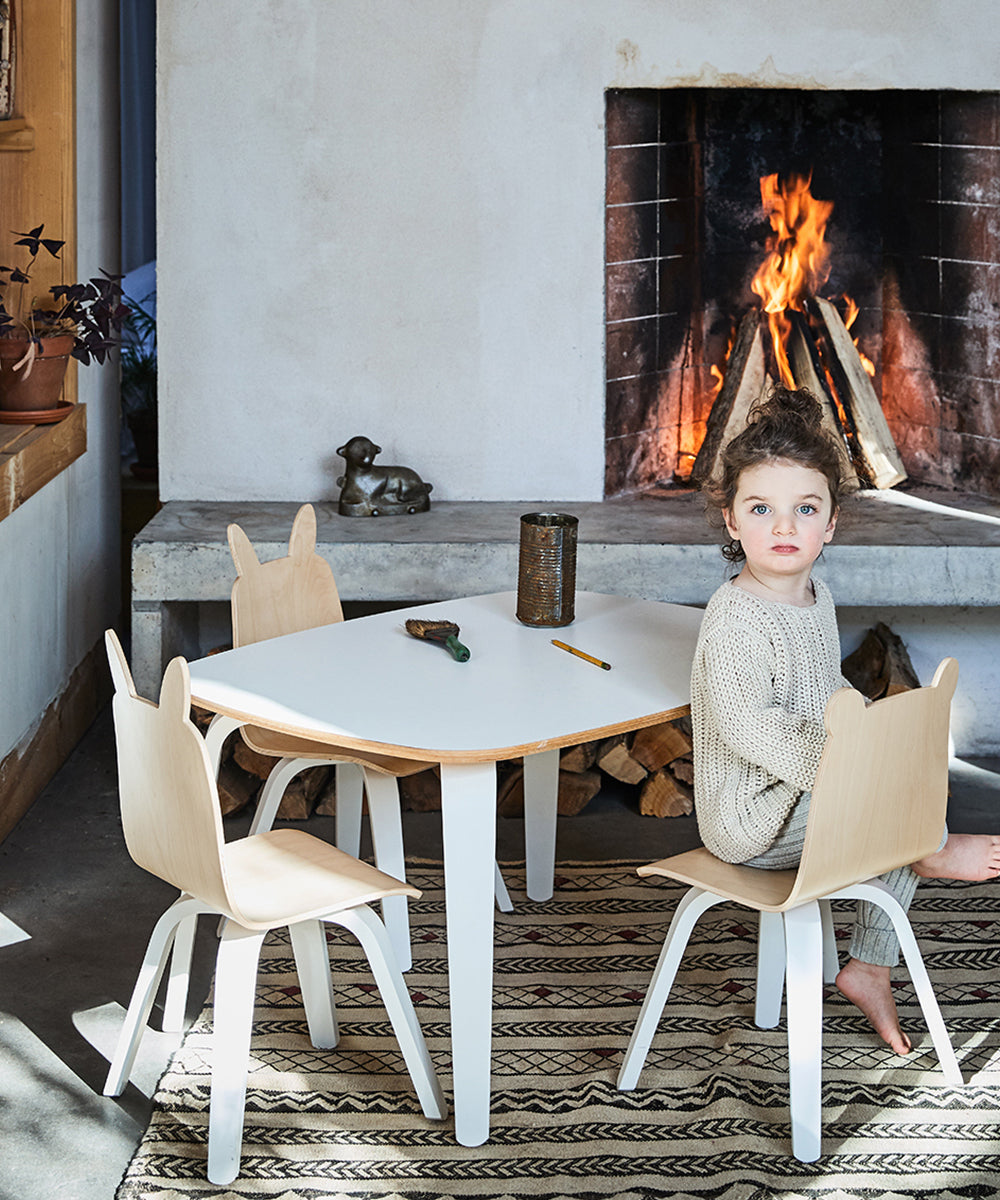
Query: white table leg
440 760 498 1147
522 747 559 902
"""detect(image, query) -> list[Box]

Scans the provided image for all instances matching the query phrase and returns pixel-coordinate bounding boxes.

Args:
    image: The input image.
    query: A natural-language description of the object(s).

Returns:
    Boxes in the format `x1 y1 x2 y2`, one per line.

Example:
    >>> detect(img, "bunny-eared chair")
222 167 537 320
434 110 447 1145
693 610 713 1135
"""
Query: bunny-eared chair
618 658 964 1163
102 630 446 1185
201 503 511 974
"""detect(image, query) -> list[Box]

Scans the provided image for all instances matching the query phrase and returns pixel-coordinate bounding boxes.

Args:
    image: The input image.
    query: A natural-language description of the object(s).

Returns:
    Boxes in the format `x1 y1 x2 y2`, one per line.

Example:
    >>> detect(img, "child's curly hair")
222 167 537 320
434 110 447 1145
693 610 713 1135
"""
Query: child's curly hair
703 386 848 563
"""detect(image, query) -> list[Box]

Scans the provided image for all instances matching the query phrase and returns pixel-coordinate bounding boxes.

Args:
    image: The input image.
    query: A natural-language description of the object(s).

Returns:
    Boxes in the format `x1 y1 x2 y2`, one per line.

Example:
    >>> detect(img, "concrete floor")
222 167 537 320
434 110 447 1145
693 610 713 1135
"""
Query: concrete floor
0 707 997 1200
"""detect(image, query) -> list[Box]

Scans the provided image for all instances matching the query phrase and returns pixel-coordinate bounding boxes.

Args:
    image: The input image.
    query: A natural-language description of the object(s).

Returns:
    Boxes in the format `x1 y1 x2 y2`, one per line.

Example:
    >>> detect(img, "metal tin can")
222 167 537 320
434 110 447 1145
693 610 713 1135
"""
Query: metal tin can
516 512 578 627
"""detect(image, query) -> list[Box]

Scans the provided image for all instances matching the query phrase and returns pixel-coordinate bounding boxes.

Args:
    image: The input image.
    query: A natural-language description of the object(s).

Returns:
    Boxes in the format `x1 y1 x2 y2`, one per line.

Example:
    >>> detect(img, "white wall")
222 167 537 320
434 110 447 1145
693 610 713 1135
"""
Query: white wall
0 0 121 760
157 0 1000 503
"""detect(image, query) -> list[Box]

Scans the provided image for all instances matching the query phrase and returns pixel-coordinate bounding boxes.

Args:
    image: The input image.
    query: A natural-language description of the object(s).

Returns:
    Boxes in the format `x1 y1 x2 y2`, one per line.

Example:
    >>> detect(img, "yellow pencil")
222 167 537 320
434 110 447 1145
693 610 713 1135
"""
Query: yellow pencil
551 639 612 671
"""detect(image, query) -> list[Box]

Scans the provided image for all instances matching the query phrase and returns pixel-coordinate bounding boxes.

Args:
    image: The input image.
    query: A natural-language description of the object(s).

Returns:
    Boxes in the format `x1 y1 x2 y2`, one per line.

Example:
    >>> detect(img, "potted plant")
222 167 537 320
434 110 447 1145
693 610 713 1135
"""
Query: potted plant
0 224 128 420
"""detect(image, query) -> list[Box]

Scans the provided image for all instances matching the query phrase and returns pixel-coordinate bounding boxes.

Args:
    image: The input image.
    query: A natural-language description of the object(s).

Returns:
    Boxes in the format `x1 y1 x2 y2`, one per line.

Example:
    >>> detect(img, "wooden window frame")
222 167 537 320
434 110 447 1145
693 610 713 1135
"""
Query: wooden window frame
0 1 82 523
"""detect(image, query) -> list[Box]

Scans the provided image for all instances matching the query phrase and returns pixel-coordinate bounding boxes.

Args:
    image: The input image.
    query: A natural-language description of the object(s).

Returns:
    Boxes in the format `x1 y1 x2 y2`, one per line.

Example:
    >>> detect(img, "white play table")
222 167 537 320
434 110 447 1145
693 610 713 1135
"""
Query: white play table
187 589 703 1145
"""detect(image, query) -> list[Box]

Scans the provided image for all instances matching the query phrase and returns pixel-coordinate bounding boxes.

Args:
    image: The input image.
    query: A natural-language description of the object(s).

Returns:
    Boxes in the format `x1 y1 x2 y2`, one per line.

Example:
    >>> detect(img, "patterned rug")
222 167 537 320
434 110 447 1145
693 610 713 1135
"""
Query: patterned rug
116 862 1000 1200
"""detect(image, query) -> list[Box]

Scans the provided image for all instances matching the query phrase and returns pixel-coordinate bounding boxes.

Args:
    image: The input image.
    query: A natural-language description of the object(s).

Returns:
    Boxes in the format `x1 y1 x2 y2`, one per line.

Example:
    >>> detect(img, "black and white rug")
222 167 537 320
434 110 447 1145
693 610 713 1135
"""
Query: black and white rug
116 862 1000 1199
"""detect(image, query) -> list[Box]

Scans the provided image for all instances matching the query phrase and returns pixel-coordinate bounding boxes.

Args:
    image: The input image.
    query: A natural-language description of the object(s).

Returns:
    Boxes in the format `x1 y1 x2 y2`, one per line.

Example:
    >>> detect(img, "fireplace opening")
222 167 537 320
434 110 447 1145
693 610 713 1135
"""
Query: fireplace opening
604 88 1000 500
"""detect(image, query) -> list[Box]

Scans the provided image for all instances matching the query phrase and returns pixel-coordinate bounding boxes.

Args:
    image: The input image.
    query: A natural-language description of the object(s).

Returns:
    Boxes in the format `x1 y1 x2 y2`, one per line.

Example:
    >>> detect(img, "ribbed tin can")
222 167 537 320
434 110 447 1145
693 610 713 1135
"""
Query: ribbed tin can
516 512 578 627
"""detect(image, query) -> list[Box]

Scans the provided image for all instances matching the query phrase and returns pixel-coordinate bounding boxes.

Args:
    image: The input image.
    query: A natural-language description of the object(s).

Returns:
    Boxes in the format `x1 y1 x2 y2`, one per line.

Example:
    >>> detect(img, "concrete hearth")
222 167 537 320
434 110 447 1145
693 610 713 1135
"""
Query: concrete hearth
131 488 1000 702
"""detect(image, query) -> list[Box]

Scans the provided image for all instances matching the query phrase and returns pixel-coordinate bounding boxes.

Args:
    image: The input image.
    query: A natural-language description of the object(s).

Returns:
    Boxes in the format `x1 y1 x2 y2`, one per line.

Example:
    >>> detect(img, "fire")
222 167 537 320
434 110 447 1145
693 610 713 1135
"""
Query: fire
750 171 834 386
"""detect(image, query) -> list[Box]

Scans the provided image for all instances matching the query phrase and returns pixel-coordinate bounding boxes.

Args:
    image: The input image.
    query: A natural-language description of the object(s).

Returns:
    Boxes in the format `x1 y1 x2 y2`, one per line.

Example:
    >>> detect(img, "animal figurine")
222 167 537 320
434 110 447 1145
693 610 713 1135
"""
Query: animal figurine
335 435 433 517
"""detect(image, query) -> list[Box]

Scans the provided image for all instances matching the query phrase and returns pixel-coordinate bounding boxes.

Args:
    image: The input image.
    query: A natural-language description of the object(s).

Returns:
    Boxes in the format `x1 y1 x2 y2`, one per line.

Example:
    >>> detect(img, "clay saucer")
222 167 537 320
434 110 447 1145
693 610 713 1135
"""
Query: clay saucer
0 402 75 425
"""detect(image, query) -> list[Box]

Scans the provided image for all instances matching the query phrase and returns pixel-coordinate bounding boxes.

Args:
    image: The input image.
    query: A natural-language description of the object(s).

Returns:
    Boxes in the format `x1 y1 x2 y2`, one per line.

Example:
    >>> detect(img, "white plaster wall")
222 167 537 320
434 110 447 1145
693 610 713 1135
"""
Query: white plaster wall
157 0 1000 503
0 0 121 759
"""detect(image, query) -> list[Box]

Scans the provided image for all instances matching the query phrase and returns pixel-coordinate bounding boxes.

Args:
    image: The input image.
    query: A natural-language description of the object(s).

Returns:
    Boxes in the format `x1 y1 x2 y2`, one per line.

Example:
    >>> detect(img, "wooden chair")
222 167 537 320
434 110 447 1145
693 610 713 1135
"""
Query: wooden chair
617 657 964 1162
204 503 512 973
102 631 446 1186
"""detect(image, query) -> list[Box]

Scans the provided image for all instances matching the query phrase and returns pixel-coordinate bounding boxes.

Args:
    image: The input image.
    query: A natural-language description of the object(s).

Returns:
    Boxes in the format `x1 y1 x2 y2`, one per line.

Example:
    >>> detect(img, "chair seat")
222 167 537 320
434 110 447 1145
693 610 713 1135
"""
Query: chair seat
241 725 428 776
640 847 799 912
221 828 420 929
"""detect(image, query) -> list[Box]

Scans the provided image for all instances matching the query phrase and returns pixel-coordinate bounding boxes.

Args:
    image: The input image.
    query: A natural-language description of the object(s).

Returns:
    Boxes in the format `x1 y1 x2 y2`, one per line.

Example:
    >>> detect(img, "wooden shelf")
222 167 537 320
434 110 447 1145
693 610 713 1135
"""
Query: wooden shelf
0 118 35 151
0 403 86 521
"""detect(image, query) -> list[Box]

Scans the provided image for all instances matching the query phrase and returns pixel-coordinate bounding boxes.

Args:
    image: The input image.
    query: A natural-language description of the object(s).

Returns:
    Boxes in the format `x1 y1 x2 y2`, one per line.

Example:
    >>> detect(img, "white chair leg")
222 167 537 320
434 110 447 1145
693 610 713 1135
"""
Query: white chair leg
250 756 312 836
494 862 513 912
364 771 411 972
332 905 446 1120
204 714 242 777
755 910 785 1028
782 902 824 1163
334 762 364 857
288 919 338 1048
104 896 206 1096
162 912 198 1032
618 887 726 1090
208 923 267 1186
819 899 839 983
838 880 963 1087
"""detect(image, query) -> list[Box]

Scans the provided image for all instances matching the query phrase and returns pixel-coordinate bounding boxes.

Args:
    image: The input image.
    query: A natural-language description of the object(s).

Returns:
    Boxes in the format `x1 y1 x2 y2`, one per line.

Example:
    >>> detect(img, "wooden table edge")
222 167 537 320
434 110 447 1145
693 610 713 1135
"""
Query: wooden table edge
187 697 693 765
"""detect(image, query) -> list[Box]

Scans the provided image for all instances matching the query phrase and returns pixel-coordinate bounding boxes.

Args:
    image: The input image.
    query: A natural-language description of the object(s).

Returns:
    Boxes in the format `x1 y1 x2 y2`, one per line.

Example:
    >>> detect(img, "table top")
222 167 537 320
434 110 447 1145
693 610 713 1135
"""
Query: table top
187 590 704 763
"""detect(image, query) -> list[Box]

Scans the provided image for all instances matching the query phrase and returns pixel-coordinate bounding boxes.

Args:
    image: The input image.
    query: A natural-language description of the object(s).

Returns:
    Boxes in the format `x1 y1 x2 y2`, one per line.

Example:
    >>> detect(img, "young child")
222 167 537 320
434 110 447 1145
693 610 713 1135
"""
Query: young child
691 386 1000 1055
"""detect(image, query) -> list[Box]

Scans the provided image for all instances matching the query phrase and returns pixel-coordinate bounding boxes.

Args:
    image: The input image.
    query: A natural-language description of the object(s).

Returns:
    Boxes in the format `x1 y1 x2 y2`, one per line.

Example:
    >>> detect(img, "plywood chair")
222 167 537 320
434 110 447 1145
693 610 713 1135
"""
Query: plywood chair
618 658 964 1163
205 503 512 973
102 631 446 1186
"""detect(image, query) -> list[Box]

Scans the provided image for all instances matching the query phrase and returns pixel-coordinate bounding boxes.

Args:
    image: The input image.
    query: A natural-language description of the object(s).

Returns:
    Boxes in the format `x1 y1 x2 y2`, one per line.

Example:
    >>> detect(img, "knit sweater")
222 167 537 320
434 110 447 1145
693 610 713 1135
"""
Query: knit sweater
690 577 852 864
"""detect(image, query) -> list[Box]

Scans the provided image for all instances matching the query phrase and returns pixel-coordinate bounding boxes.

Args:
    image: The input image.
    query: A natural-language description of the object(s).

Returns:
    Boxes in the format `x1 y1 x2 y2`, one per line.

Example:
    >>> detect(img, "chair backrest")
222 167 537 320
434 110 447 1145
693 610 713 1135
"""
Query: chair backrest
105 629 233 915
228 503 343 647
787 656 958 908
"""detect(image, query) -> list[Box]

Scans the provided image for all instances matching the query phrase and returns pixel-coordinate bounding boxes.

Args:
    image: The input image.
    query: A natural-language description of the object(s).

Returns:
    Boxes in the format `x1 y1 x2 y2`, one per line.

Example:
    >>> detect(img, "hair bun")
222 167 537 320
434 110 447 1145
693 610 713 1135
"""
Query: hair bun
749 385 825 432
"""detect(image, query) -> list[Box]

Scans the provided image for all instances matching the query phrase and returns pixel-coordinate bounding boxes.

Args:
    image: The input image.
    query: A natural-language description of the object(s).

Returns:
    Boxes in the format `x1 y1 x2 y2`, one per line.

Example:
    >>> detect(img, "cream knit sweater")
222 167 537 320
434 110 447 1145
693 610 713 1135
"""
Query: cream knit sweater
690 577 852 863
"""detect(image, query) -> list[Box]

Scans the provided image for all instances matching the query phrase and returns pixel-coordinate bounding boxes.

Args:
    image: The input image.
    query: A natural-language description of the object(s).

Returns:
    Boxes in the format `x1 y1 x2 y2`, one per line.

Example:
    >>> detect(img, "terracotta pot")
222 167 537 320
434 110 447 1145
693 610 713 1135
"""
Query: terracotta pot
0 335 74 412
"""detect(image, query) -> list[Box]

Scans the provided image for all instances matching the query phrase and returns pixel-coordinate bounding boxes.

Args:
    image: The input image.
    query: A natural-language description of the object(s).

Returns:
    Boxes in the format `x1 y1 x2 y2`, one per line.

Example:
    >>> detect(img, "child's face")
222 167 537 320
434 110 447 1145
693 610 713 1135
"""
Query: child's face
724 459 837 579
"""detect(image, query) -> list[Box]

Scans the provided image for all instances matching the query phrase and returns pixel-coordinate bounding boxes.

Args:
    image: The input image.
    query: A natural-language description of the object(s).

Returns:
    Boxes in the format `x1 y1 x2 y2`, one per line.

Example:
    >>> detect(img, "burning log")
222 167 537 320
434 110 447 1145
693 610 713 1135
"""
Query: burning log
694 170 906 493
691 309 766 487
808 297 906 489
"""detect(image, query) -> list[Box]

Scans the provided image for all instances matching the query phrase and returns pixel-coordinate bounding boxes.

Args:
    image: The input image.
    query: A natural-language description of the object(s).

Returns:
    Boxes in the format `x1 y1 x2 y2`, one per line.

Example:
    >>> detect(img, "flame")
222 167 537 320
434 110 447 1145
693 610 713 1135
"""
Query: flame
841 294 876 377
750 172 834 385
709 325 735 401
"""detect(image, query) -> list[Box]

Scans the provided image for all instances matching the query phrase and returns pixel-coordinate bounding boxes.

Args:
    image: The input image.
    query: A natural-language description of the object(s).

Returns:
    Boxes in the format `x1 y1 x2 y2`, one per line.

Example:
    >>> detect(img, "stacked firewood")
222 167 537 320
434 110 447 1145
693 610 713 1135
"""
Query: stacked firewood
193 623 919 824
493 714 694 819
841 621 920 700
190 702 694 822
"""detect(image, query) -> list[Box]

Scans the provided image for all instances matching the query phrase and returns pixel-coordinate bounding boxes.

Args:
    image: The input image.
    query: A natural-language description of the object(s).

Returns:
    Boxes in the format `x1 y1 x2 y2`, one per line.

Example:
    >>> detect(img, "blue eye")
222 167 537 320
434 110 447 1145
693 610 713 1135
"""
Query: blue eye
797 504 817 516
751 503 769 515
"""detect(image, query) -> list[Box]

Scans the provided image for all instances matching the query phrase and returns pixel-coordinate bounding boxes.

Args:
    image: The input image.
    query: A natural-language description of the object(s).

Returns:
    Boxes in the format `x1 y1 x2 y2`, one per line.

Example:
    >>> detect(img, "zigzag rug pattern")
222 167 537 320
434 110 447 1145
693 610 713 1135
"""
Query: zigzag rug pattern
116 863 1000 1199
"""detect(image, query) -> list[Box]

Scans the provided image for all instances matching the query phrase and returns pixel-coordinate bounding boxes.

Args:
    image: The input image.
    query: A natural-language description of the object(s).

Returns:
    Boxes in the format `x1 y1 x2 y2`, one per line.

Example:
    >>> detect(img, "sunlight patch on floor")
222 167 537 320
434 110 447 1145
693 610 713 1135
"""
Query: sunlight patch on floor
0 912 30 948
73 1001 183 1100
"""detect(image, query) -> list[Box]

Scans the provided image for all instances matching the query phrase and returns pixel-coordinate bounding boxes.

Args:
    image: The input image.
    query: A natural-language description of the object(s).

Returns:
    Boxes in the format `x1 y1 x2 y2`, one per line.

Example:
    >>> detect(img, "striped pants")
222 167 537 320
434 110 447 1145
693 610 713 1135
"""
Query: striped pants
744 791 942 968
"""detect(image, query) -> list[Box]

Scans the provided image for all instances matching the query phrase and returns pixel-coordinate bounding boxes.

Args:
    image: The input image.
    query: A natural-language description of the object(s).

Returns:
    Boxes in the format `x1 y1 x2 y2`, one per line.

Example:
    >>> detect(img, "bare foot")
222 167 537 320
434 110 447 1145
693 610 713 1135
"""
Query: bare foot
912 833 1000 881
835 958 912 1055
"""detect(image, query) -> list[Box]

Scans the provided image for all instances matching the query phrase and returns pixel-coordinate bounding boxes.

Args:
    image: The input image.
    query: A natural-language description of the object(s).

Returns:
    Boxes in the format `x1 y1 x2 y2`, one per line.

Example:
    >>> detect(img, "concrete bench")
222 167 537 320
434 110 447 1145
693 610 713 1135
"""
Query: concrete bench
131 491 1000 699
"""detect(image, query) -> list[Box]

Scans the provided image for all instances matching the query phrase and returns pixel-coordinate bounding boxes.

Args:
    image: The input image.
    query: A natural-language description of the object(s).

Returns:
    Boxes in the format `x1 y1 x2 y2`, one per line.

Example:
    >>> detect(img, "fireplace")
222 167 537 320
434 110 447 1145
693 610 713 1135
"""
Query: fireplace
604 88 1000 500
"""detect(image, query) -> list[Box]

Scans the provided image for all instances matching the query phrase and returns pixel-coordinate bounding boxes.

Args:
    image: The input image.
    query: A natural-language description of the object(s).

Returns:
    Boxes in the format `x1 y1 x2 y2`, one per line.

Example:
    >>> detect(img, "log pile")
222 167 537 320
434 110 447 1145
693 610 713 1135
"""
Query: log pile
841 621 920 700
190 705 333 819
191 702 695 822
